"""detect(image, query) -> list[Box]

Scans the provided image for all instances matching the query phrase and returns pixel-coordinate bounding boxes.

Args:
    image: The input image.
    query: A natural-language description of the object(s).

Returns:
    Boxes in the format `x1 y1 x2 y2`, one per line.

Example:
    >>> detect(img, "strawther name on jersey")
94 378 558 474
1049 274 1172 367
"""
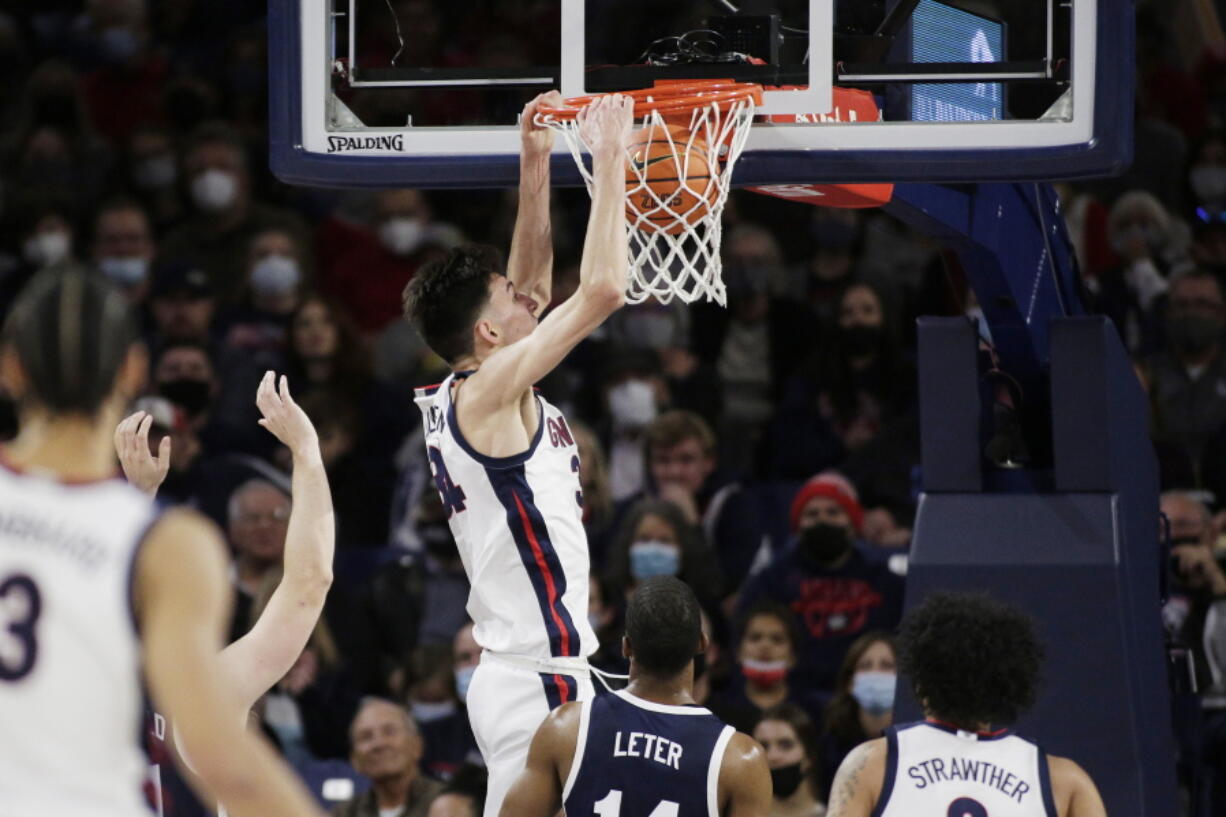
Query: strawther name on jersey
906 756 1033 803
0 507 110 570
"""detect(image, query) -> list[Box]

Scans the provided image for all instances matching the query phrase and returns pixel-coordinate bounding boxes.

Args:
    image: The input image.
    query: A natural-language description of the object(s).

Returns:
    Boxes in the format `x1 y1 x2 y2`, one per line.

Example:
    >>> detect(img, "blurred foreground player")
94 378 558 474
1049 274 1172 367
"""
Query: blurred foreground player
826 592 1106 817
405 93 633 816
500 576 772 817
0 267 325 817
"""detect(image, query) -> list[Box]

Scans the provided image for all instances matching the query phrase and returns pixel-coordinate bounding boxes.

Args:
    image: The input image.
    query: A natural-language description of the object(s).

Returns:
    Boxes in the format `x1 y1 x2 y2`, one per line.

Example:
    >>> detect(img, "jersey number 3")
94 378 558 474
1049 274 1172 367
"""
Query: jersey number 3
948 798 989 817
0 572 42 682
428 446 467 517
594 789 679 817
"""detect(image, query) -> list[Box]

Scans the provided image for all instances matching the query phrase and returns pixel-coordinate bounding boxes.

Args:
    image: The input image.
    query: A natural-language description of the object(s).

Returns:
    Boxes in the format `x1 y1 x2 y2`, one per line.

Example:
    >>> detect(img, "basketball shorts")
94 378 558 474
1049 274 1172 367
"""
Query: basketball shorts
466 650 594 817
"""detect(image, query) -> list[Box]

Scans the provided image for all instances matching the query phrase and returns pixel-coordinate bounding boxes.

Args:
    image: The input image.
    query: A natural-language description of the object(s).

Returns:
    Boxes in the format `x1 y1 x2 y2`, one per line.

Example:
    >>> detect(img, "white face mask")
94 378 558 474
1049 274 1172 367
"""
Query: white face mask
1190 165 1226 203
607 379 657 431
98 256 150 287
378 216 426 256
249 254 301 298
23 231 71 267
191 168 239 212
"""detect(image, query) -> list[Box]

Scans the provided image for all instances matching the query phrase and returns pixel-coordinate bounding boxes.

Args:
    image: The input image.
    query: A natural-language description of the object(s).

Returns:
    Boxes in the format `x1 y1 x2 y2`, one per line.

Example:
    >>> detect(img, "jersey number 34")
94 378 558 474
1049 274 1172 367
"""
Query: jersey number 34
428 446 467 517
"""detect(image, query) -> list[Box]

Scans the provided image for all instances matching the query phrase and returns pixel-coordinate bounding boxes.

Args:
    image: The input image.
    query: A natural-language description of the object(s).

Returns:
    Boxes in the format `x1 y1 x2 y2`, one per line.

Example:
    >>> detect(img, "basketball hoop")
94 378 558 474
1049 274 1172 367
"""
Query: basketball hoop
537 81 762 306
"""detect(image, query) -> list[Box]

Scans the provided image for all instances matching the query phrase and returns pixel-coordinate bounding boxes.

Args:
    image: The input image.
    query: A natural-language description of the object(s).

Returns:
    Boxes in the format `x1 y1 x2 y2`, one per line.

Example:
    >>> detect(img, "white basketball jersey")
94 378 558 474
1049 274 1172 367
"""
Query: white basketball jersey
414 372 596 659
0 461 161 817
877 721 1057 817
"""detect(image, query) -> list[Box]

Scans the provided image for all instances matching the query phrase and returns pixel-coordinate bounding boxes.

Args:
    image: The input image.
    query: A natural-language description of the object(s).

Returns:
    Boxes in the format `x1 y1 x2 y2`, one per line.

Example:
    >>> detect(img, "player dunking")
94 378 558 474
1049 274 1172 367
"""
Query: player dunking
827 592 1107 817
500 576 772 817
0 268 325 817
404 92 633 817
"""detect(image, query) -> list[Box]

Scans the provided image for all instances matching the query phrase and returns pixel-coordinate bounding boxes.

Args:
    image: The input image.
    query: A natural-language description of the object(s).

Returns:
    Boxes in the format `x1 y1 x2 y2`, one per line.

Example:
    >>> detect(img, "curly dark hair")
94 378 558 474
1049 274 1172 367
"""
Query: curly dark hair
403 244 502 366
898 592 1044 729
625 576 703 678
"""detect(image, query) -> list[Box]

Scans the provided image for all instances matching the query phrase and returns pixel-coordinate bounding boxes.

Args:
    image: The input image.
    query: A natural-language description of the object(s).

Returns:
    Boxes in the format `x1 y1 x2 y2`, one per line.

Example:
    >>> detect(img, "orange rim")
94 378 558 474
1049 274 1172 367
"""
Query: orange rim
537 81 763 120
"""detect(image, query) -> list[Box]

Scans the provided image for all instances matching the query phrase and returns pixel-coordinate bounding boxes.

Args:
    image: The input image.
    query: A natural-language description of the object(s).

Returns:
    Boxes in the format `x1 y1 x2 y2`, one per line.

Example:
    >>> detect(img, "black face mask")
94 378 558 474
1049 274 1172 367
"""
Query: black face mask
799 523 852 566
842 324 883 356
1167 314 1223 355
770 763 804 798
158 378 212 417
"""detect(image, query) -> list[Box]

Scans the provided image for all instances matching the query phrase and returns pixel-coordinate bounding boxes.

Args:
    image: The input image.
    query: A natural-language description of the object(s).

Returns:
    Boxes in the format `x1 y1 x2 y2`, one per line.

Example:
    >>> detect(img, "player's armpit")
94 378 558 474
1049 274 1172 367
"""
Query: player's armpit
825 738 886 817
718 732 773 817
1048 755 1108 817
499 701 584 817
465 285 623 410
137 509 326 817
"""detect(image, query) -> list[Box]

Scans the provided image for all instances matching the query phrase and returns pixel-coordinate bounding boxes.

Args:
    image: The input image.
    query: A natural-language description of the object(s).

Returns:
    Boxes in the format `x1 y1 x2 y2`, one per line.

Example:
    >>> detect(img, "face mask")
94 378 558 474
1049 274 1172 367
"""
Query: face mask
250 255 301 298
98 26 139 63
608 379 657 431
770 763 804 798
454 665 476 703
410 699 457 723
1190 166 1226 203
629 540 680 580
133 154 177 189
1166 314 1223 355
378 217 426 256
851 671 897 716
842 324 883 356
159 378 212 417
98 256 149 288
740 657 788 688
23 231 71 267
191 168 239 212
798 522 852 566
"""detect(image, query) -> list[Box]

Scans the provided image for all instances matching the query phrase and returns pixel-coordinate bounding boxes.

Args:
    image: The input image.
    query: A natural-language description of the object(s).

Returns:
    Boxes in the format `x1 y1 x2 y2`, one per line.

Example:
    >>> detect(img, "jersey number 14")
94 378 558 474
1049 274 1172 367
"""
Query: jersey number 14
594 789 679 817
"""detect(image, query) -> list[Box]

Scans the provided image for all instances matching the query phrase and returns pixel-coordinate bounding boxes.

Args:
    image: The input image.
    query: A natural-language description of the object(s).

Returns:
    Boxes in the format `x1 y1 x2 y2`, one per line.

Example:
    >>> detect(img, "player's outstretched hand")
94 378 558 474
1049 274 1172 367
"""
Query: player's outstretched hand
577 93 634 161
255 371 319 460
114 411 171 496
522 90 563 155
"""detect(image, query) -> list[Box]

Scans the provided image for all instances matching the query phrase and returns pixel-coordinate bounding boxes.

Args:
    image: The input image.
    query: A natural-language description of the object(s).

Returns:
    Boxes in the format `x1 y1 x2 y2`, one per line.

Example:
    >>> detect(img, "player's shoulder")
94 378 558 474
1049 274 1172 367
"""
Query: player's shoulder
1046 753 1097 794
827 736 888 813
139 508 228 580
718 730 770 787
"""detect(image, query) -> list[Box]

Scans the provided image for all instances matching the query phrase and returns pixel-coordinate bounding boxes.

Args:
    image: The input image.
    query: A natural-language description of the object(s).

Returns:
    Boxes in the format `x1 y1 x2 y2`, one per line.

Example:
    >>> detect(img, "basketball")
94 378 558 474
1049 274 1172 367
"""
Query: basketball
625 124 718 235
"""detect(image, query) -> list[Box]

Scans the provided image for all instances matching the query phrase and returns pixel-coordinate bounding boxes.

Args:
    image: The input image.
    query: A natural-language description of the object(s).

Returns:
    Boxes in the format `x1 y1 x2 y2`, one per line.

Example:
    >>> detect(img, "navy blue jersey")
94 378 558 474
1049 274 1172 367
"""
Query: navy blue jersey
564 690 735 817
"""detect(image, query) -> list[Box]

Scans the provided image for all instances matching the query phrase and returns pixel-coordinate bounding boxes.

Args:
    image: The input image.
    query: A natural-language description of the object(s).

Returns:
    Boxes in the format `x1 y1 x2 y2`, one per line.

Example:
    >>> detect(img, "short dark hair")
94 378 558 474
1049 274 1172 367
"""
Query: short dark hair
737 600 800 657
625 576 703 678
2 266 138 416
403 245 502 366
644 410 716 457
898 592 1043 729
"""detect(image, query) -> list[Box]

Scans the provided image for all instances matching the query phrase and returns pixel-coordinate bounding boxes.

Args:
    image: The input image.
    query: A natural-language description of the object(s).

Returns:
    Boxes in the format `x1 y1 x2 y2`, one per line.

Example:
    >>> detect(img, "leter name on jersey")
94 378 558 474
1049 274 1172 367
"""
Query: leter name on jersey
612 730 684 770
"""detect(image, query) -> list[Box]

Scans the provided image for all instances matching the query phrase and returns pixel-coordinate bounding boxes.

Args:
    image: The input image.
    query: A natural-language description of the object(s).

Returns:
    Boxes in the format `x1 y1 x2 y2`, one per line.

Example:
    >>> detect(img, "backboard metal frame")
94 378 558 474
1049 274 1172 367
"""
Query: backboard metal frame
268 0 1133 189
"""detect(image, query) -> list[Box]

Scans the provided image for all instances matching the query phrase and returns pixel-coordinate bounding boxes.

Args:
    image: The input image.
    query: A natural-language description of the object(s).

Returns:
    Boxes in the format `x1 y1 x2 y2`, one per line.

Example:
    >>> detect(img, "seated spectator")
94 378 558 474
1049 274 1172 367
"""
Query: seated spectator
228 478 293 633
708 601 826 735
1143 271 1226 470
339 698 444 817
586 574 624 676
600 348 668 502
621 410 766 587
452 623 479 706
125 122 183 228
147 262 217 346
397 644 478 781
0 195 78 316
736 479 904 693
770 280 916 480
788 472 906 564
255 579 360 764
817 631 897 796
223 226 311 358
78 0 168 145
605 497 724 612
427 764 487 817
572 421 615 567
91 197 157 302
1160 492 1226 694
752 704 827 817
159 121 308 301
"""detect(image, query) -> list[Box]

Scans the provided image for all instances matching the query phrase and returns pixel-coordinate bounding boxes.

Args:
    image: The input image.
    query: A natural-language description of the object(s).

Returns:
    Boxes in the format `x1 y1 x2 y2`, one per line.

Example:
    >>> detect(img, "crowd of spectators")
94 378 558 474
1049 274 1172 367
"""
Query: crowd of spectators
1 1 1226 815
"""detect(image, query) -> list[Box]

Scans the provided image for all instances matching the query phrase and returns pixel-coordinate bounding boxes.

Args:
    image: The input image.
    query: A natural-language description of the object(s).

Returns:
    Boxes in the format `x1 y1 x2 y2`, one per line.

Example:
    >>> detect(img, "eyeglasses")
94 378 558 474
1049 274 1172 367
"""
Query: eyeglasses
236 507 290 524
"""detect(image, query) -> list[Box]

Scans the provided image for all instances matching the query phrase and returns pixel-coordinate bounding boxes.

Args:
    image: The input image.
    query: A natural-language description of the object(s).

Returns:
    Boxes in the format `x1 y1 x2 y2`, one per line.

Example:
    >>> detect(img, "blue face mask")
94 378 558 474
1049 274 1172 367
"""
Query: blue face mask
851 671 896 716
630 540 680 580
454 665 476 703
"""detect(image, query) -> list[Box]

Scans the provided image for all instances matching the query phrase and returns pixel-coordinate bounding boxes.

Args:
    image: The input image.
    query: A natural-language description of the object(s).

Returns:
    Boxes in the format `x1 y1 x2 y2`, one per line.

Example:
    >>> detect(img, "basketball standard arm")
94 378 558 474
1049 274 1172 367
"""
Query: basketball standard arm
506 91 563 318
137 509 326 817
498 702 582 817
466 95 632 408
216 372 334 712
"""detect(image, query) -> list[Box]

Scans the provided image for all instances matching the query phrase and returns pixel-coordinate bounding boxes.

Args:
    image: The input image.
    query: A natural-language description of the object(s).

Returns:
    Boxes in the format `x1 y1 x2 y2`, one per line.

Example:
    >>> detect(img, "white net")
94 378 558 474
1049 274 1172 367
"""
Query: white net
540 93 756 306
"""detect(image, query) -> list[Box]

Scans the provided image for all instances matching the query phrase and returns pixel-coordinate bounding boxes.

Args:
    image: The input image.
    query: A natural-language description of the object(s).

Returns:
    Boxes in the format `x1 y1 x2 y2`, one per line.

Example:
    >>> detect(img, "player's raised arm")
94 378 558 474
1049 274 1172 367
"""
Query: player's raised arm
717 732 773 817
498 702 582 817
136 509 326 817
216 371 334 712
114 410 171 495
467 93 632 405
506 91 563 316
